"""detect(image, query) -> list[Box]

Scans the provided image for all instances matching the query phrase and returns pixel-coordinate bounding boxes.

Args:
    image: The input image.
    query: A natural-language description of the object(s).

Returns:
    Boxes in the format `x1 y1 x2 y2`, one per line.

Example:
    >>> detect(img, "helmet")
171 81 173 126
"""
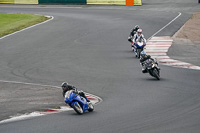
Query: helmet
61 82 68 89
135 25 140 30
141 51 146 57
137 29 142 34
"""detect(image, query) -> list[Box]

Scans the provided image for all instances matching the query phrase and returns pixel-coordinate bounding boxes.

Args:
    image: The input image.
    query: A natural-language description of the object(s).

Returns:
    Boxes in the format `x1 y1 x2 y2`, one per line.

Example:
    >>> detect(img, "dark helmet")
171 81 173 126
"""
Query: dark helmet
135 25 140 30
61 82 68 89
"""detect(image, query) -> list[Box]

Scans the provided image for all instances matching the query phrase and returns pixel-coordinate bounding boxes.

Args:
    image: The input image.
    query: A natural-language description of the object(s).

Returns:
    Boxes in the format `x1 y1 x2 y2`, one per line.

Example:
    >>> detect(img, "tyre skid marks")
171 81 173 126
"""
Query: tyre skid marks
0 94 101 124
0 80 102 124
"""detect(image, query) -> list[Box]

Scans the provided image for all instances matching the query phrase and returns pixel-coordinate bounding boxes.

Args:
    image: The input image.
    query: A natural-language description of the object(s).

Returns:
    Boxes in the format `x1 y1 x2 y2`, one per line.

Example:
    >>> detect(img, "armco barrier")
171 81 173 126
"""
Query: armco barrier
87 0 125 5
134 0 142 5
0 0 141 6
15 0 38 4
0 0 14 3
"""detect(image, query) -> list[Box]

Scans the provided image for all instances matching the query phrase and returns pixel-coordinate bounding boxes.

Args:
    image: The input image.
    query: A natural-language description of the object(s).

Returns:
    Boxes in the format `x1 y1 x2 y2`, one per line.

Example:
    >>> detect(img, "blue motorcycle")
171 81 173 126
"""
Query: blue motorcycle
64 90 94 115
134 38 145 58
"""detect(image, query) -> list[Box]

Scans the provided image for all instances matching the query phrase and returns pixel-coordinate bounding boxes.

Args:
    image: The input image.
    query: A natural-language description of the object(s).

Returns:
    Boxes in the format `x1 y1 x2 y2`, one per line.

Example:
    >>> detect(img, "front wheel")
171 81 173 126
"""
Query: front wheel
153 68 160 80
72 102 83 115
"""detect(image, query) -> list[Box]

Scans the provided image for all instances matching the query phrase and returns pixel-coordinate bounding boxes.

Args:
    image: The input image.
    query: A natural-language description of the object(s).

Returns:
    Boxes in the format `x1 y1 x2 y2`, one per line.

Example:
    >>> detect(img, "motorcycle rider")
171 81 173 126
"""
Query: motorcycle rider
128 25 140 43
133 29 147 52
61 82 90 103
140 51 158 73
133 29 146 45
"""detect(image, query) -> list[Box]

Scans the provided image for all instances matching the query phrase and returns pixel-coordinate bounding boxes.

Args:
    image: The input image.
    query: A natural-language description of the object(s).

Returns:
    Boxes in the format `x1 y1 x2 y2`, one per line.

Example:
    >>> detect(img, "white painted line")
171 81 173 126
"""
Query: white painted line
165 62 191 65
0 79 102 105
150 37 171 39
0 15 54 40
146 45 171 47
147 12 182 41
0 79 59 88
145 53 167 55
160 59 181 63
147 42 172 44
151 56 170 59
148 39 173 42
158 59 178 62
0 79 102 124
0 112 44 124
146 50 168 52
189 66 200 70
145 46 169 50
0 90 102 124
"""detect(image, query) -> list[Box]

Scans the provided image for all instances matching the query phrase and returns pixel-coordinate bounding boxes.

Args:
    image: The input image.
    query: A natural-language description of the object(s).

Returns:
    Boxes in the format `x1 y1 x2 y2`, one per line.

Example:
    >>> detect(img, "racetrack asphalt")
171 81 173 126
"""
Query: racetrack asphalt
0 0 200 133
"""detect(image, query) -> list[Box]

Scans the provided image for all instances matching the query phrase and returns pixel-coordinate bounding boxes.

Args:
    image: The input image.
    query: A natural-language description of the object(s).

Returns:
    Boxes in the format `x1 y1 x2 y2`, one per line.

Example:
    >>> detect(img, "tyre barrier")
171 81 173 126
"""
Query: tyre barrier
0 0 142 5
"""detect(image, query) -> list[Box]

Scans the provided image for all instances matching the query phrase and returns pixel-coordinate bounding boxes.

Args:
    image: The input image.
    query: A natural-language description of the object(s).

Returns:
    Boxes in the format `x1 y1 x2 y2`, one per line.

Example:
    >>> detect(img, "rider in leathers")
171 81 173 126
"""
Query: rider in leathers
61 82 90 102
133 29 146 53
140 51 157 73
128 25 140 43
133 29 146 45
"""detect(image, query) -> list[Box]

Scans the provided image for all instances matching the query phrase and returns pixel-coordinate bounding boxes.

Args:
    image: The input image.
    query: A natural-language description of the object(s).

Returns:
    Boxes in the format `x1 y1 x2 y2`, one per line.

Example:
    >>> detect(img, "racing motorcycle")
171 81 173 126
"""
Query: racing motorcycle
128 31 136 51
65 90 94 115
134 38 145 58
142 58 160 80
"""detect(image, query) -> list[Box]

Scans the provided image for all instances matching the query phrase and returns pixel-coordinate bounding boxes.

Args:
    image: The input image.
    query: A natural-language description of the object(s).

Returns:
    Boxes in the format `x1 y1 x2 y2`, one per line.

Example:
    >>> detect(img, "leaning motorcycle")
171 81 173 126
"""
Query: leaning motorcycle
64 90 94 115
143 59 160 80
128 31 137 51
134 39 145 58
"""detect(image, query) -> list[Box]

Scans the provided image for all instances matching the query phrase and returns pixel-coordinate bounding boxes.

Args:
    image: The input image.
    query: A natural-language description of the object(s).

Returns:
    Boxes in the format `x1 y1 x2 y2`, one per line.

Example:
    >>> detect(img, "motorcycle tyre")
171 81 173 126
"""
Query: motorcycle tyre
153 68 160 80
137 49 141 58
88 103 94 112
72 102 83 115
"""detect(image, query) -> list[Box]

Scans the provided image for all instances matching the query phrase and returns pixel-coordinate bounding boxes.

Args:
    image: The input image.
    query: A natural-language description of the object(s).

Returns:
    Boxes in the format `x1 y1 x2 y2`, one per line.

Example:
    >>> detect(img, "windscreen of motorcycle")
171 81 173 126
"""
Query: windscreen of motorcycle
145 59 153 68
65 90 73 99
137 41 144 47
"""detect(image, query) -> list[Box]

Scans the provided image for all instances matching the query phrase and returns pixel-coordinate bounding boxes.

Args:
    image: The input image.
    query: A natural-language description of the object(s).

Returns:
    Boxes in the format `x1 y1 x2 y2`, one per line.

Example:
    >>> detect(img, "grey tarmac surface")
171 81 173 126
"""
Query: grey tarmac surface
0 82 63 121
0 0 200 133
168 38 200 66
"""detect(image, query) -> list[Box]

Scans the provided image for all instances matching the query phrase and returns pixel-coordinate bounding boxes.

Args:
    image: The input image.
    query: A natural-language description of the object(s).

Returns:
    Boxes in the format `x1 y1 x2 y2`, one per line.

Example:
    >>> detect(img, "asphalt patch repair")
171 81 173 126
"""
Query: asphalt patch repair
0 82 63 121
168 10 200 66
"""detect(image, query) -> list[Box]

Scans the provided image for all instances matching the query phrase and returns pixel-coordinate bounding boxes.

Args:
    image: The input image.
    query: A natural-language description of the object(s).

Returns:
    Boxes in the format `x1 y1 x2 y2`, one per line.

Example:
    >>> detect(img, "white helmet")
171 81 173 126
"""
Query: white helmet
137 29 142 33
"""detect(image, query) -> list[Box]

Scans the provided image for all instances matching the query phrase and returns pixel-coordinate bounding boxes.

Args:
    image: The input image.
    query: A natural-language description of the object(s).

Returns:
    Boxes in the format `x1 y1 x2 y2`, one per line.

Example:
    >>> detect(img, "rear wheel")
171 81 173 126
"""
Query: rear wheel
88 103 94 112
72 102 83 115
137 49 141 58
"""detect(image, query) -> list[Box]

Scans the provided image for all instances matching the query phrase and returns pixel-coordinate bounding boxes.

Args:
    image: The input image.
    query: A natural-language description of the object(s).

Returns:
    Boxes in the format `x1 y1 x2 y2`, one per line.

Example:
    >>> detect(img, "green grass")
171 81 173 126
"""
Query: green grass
0 13 50 37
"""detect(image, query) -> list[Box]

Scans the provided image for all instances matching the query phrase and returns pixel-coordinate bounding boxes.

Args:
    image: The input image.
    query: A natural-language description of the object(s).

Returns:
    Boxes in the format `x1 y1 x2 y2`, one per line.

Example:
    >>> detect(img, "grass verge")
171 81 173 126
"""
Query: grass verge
0 13 50 37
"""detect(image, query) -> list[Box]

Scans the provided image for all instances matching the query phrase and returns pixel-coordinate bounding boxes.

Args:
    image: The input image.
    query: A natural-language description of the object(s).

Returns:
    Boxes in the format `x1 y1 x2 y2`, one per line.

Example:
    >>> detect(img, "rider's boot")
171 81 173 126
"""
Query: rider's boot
142 69 147 73
86 97 91 103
